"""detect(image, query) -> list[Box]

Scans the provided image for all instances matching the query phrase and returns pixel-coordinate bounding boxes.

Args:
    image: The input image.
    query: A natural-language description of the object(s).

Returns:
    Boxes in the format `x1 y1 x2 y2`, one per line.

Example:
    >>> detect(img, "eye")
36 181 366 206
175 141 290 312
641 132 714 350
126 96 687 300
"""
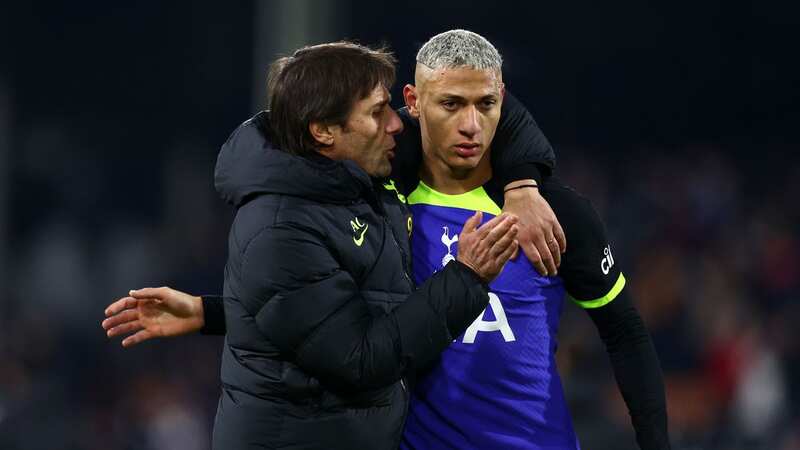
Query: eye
441 100 458 111
480 99 498 110
372 104 387 117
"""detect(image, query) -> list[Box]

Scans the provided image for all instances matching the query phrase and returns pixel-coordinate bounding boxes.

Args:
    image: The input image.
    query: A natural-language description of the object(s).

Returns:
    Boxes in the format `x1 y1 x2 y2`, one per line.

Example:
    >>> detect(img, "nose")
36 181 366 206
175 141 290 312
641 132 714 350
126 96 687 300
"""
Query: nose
458 105 480 137
385 108 404 136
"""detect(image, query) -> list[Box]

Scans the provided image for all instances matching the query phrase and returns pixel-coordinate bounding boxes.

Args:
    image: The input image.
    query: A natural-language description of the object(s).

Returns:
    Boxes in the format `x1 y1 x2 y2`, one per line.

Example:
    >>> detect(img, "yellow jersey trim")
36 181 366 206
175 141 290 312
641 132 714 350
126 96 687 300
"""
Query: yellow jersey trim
407 181 502 216
569 273 626 309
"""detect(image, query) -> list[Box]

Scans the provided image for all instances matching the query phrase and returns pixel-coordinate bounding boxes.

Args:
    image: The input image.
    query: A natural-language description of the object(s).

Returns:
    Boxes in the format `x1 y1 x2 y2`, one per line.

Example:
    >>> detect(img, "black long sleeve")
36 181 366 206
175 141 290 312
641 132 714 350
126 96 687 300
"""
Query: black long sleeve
587 290 670 450
530 178 670 450
490 91 555 187
200 295 226 335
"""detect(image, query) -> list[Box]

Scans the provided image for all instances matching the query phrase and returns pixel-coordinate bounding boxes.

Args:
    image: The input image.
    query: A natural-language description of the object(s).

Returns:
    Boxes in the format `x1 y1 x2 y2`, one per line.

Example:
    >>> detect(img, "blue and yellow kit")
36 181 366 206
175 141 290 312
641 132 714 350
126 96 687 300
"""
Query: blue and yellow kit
401 178 626 450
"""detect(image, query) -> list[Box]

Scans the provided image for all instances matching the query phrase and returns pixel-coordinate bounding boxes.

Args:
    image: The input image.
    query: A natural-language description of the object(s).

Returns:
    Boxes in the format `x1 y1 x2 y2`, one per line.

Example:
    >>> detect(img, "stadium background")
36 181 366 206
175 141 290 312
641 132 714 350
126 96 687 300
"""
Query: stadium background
1 1 798 449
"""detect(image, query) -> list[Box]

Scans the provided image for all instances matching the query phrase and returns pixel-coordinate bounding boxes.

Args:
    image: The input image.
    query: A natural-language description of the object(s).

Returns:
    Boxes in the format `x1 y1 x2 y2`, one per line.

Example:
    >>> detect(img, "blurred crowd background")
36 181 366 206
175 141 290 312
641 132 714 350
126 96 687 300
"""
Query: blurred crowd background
1 1 798 449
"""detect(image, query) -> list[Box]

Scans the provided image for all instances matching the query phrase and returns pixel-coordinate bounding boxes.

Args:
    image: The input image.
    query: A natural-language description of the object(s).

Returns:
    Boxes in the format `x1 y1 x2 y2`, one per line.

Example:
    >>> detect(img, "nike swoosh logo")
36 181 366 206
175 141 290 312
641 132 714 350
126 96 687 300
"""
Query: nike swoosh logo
353 224 369 246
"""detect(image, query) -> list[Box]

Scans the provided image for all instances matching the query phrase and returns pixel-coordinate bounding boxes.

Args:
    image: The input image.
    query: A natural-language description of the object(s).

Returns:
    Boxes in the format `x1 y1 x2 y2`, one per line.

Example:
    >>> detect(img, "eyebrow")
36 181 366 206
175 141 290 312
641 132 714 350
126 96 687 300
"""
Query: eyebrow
370 95 391 109
438 93 499 102
369 99 389 109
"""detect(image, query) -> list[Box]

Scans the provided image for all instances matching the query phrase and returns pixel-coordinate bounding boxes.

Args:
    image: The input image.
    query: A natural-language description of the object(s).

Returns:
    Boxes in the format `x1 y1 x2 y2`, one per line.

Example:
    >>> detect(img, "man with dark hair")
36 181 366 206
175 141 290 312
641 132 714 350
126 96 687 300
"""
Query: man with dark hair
267 42 397 158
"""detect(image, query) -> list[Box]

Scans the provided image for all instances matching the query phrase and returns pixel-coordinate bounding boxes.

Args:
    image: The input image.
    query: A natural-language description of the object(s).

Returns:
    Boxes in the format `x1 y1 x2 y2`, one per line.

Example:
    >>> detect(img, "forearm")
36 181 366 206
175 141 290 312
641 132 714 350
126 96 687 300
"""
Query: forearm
587 291 671 450
492 91 556 188
266 261 488 392
394 260 489 371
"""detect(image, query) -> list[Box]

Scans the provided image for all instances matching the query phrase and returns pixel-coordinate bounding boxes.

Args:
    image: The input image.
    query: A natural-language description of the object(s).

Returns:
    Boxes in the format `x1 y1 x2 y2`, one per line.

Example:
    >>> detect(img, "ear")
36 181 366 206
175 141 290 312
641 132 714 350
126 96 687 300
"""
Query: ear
309 121 335 147
402 84 420 118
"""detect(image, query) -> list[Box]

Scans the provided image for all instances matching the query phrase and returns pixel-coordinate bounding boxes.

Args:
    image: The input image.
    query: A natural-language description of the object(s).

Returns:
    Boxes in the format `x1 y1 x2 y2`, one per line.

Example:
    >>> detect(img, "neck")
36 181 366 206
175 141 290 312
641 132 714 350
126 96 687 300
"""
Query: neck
419 148 492 194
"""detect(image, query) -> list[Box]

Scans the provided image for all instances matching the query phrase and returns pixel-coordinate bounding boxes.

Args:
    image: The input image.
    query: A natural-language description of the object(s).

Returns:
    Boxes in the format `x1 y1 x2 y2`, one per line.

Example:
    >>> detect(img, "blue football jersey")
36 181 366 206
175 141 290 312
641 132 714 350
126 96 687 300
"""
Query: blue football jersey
401 181 581 450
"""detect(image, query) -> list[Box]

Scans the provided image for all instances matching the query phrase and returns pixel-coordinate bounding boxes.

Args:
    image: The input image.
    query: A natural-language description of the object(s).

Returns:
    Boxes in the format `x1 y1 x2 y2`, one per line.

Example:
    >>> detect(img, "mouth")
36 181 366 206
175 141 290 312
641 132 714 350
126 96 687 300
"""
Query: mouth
453 142 480 158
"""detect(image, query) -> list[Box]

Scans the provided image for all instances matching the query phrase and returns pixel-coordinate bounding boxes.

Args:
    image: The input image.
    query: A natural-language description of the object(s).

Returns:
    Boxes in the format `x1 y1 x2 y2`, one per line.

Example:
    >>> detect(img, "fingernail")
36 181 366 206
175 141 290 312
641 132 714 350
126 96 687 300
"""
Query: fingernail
129 290 136 295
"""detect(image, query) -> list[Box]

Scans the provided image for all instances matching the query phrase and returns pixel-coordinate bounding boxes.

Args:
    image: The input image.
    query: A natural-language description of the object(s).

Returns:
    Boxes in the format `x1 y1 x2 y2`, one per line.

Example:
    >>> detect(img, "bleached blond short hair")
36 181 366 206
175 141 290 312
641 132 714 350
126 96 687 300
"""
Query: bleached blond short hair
416 29 502 71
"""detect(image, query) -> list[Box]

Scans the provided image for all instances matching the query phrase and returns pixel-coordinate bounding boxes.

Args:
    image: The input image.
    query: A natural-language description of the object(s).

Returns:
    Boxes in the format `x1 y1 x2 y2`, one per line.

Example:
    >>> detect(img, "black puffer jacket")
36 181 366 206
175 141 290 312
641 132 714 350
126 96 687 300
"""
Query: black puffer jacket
211 112 492 450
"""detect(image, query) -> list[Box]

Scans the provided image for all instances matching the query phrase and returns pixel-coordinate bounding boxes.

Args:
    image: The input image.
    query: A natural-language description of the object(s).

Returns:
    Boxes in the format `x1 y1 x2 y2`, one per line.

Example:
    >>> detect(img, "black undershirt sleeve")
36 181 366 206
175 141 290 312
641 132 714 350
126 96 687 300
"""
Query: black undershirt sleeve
200 295 226 335
538 179 671 450
585 289 671 449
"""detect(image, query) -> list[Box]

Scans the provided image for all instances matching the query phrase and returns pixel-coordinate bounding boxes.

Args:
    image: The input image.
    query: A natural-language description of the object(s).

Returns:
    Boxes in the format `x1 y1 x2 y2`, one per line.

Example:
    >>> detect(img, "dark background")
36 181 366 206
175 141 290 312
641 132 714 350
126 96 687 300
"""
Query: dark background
1 1 798 449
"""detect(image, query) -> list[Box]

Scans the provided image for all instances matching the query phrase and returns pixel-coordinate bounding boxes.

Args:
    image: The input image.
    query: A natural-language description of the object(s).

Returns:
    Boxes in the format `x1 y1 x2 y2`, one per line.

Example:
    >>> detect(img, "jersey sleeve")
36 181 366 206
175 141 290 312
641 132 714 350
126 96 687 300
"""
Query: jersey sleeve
540 180 625 308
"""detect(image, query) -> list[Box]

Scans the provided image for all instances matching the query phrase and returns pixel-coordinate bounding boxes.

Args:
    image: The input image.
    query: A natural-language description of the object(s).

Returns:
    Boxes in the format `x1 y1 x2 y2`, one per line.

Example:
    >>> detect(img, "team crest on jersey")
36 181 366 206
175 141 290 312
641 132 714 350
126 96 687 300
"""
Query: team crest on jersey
441 226 459 267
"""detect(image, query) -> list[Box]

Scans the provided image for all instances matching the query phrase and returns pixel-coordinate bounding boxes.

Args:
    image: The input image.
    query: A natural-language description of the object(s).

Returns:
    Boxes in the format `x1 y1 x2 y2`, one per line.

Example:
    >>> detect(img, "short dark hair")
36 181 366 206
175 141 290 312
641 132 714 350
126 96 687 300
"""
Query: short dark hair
267 41 397 156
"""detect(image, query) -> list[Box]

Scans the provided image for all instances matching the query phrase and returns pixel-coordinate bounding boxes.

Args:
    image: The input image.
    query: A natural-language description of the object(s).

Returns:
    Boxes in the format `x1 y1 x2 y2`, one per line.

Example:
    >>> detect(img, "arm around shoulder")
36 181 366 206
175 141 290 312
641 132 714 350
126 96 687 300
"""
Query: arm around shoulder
492 91 556 187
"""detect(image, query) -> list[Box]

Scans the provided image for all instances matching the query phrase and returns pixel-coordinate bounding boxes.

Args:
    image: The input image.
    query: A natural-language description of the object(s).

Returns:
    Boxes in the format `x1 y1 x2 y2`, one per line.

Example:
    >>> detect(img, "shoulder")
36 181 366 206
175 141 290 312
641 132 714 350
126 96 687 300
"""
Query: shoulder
234 193 334 237
539 179 605 242
232 212 339 298
230 195 334 267
541 179 624 305
226 202 346 318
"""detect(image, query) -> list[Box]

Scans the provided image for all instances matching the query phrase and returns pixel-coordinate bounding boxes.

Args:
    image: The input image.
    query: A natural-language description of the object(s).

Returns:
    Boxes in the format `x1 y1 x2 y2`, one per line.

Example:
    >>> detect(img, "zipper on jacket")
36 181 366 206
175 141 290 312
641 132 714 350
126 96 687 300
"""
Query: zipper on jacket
393 376 411 450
